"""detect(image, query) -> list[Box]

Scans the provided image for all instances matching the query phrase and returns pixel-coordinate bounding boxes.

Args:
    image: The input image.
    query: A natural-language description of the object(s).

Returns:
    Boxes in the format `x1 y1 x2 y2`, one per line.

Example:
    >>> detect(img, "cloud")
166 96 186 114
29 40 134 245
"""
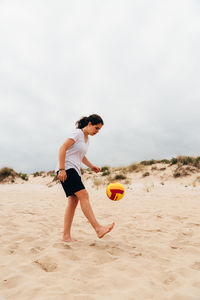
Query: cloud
0 0 200 172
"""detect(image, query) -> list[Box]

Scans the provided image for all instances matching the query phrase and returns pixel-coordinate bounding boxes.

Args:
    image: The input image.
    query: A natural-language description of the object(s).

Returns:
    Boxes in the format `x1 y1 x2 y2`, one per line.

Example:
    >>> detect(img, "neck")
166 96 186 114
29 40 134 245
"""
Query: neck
82 127 88 136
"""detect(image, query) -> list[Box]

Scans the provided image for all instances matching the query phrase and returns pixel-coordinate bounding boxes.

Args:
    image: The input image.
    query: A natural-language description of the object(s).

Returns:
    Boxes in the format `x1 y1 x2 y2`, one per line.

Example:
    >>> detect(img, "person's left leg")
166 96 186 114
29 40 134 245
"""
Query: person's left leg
62 195 79 242
75 189 115 238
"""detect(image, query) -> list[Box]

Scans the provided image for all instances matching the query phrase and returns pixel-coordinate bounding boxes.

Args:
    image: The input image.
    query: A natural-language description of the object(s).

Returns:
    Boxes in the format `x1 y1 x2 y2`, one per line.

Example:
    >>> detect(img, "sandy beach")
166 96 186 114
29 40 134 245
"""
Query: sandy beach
0 164 200 300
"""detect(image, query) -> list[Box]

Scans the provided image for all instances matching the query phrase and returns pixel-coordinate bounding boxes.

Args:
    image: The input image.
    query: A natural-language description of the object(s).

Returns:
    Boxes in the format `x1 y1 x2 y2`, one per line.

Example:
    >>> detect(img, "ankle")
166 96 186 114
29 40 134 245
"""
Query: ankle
63 233 71 239
95 224 102 233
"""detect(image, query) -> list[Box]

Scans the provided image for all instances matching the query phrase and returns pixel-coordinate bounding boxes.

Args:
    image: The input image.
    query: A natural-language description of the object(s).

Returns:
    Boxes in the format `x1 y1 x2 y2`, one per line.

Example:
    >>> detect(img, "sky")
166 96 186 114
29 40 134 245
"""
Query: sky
0 0 200 173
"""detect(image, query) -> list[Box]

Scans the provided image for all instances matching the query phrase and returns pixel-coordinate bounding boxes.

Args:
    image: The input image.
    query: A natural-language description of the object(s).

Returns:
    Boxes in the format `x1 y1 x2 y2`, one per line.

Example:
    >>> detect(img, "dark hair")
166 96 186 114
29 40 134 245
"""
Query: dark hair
76 114 104 129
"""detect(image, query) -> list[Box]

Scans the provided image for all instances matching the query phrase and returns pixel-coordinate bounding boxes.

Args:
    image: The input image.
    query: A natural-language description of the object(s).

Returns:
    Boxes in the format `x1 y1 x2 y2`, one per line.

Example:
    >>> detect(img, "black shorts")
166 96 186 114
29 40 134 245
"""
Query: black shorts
58 168 85 197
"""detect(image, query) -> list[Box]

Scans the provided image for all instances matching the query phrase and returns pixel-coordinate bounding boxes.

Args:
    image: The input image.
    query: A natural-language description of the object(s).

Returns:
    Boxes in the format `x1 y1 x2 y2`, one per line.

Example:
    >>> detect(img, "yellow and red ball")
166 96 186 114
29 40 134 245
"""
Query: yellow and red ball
106 182 125 201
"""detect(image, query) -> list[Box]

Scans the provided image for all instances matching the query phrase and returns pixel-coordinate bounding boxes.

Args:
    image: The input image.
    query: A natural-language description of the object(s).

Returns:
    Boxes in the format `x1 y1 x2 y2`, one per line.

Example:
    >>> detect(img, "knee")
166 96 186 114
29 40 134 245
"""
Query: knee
77 190 89 201
73 198 79 206
68 196 79 206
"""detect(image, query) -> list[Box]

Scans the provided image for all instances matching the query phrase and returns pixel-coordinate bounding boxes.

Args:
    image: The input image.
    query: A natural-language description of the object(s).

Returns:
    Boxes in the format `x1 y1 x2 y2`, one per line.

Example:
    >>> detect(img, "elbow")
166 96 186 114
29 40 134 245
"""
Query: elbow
59 144 66 154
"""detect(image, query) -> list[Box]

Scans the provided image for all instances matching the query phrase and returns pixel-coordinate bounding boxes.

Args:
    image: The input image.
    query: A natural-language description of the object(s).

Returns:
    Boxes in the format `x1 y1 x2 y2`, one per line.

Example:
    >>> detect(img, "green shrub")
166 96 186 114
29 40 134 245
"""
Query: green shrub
33 171 46 177
47 170 55 176
19 173 29 181
160 159 170 164
114 174 127 180
33 172 40 177
101 166 109 172
102 170 110 176
195 156 200 168
140 160 155 166
171 157 177 165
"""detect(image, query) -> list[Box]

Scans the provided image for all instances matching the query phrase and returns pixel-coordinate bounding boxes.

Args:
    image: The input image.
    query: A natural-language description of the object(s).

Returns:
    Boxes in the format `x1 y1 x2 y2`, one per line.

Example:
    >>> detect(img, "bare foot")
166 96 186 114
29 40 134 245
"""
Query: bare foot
62 237 76 242
96 222 115 239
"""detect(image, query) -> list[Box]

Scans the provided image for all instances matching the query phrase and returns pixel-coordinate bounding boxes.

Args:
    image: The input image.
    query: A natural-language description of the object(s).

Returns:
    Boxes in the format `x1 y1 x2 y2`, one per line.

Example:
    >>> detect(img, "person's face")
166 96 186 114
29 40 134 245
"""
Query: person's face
88 122 103 136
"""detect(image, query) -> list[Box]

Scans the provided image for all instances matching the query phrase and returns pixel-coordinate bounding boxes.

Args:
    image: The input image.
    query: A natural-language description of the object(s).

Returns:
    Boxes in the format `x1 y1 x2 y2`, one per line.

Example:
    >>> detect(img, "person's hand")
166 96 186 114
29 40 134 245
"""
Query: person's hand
58 170 67 182
91 165 101 173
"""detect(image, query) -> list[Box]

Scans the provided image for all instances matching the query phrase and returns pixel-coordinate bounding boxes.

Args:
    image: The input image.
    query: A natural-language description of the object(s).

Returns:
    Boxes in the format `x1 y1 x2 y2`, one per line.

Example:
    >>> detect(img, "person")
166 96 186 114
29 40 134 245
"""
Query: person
56 114 115 242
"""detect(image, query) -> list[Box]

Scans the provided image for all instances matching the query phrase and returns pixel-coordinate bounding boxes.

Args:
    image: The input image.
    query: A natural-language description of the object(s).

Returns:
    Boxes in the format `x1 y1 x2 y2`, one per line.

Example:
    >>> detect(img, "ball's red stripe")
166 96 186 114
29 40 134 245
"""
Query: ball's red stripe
110 189 124 200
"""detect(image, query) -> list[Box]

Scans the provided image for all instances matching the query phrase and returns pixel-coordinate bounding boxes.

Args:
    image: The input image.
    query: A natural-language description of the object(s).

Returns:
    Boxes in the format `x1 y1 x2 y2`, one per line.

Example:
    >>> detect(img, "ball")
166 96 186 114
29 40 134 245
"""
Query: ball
106 182 125 201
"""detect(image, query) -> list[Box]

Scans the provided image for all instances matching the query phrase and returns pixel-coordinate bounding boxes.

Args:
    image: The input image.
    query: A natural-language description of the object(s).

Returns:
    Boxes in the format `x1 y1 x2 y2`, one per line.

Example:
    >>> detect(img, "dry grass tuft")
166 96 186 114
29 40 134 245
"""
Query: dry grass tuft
92 177 103 189
124 179 131 185
173 165 198 178
160 167 166 171
128 163 144 173
176 155 196 165
0 167 30 183
151 166 157 171
192 181 196 187
1 167 29 182
124 156 200 174
142 172 150 177
144 183 154 192
191 176 200 187
0 167 18 182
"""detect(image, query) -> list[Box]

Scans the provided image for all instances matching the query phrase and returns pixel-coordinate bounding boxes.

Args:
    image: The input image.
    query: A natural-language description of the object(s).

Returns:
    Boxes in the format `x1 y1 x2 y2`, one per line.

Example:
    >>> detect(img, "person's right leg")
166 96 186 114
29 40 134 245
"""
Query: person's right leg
75 189 114 238
62 195 79 242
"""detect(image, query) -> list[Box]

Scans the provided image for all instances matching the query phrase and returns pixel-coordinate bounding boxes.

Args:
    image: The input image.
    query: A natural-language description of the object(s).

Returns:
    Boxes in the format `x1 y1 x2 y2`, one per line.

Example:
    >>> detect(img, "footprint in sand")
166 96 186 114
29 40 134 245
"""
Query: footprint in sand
53 242 72 250
2 275 24 289
130 251 142 258
89 241 124 257
93 253 117 264
53 243 81 261
23 236 38 242
7 242 20 255
89 242 96 247
107 246 124 256
162 274 176 285
29 246 44 254
34 256 57 272
186 222 200 228
190 261 200 271
172 216 188 222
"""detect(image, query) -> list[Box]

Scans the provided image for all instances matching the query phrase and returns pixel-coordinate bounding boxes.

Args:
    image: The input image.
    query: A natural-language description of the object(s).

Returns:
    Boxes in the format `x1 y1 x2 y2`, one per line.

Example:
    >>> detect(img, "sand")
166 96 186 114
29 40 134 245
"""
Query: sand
0 165 200 300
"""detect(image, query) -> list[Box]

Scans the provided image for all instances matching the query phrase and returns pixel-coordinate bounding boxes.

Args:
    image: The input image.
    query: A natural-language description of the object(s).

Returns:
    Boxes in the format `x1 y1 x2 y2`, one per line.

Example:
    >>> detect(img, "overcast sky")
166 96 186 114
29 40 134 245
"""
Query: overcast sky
1 0 200 173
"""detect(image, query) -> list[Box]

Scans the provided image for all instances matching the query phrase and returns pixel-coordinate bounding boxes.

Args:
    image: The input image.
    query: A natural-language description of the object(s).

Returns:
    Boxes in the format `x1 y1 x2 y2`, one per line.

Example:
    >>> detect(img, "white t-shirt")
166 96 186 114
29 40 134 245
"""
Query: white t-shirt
55 128 89 176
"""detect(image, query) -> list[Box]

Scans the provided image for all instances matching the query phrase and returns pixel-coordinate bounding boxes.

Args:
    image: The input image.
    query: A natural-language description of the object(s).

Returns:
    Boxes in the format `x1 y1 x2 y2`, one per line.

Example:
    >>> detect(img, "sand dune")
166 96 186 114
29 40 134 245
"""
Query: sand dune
0 166 200 300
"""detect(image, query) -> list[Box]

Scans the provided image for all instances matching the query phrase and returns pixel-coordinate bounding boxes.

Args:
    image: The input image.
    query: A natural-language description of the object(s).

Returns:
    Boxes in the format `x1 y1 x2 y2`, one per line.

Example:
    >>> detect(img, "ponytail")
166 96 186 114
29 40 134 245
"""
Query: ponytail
76 116 88 129
76 114 104 129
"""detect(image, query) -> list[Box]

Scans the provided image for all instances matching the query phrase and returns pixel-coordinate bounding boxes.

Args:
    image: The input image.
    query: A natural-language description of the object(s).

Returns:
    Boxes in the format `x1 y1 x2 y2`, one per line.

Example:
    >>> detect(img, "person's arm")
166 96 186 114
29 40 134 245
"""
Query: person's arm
58 138 75 182
82 156 101 173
